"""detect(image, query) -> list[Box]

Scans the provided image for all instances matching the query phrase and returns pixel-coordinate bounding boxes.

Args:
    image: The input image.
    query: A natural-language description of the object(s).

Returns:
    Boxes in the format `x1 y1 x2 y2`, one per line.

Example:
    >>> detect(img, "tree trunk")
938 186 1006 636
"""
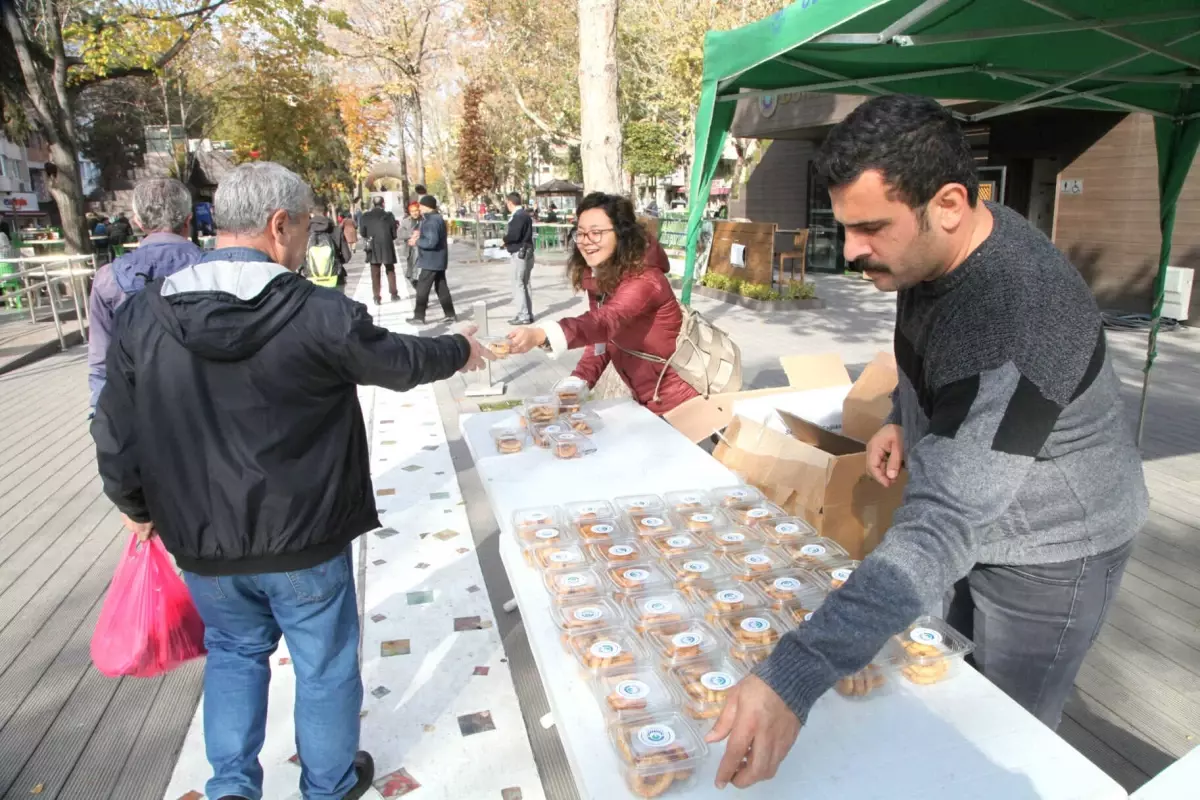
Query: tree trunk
394 96 411 203
577 0 623 194
48 140 89 254
411 90 427 188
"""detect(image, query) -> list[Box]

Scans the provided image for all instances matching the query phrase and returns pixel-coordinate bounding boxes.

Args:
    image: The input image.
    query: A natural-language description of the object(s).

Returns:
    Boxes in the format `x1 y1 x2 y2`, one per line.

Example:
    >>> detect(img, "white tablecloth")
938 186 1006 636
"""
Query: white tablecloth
461 399 1127 800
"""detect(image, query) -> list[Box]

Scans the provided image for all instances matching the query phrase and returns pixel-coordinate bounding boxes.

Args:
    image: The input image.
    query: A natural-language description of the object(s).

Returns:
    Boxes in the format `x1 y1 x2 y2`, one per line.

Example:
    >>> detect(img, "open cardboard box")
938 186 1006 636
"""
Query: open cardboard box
668 353 906 559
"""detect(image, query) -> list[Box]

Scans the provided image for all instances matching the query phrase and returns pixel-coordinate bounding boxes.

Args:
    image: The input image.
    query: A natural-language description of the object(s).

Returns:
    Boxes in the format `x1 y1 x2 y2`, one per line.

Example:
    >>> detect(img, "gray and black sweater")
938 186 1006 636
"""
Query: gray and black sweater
756 202 1149 719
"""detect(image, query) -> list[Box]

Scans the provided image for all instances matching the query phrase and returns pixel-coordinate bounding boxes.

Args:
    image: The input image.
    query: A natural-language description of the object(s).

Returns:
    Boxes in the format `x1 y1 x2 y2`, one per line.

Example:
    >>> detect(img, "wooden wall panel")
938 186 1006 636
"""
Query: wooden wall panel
709 220 777 285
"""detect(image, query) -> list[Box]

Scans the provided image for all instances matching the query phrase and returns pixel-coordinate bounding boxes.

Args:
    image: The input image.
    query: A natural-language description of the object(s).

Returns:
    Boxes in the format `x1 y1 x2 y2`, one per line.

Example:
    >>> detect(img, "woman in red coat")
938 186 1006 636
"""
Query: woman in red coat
507 192 698 415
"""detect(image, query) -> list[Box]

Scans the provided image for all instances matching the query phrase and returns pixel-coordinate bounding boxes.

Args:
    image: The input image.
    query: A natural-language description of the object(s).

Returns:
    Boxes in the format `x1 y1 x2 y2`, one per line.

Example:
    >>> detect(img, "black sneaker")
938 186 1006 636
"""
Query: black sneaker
342 750 375 800
508 317 532 326
405 317 426 325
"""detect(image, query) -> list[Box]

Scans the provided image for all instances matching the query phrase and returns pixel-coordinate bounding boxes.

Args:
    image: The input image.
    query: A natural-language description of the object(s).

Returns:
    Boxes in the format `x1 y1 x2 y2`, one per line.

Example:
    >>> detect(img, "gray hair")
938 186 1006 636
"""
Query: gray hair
132 178 193 233
214 162 313 235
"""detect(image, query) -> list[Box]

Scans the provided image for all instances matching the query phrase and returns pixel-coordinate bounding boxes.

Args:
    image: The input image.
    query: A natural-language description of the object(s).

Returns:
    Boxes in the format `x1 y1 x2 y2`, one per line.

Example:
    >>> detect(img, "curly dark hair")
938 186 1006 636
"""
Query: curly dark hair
815 94 979 211
568 192 648 295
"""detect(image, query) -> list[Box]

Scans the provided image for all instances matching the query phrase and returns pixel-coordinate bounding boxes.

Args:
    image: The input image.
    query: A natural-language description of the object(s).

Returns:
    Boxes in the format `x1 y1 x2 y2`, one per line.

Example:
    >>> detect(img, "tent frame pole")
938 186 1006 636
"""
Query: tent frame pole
814 0 952 44
1022 0 1200 71
982 70 1170 118
716 66 980 102
896 9 1200 47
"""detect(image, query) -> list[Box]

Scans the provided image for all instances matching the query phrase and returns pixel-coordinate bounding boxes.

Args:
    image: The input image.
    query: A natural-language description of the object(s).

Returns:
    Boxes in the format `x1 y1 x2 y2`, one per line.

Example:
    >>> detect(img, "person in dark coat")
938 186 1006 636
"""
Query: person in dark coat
405 195 456 325
108 213 133 245
359 196 398 304
396 201 421 288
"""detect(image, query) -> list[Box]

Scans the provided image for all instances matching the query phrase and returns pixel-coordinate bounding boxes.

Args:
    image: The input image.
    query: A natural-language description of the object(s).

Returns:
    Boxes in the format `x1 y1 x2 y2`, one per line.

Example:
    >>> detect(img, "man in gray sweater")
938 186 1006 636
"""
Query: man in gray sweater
707 94 1149 790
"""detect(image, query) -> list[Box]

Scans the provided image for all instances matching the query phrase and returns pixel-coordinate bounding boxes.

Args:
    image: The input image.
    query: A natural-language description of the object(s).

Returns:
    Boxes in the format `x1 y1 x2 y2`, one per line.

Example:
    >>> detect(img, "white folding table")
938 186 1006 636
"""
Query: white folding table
461 399 1128 800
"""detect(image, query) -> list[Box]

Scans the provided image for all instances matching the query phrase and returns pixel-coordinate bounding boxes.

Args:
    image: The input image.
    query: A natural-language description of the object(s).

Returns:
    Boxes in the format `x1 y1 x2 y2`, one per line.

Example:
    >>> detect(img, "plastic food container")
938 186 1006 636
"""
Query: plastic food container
691 579 769 624
554 376 589 409
663 490 714 513
512 506 563 540
603 562 673 599
622 591 698 634
647 531 707 559
524 394 559 426
719 546 791 582
834 659 894 700
614 494 667 513
592 667 682 723
709 485 765 508
478 335 512 359
564 408 604 435
714 609 788 661
489 421 526 455
588 539 649 565
641 619 724 669
754 516 819 545
889 616 975 686
575 518 628 544
751 570 827 611
548 429 596 459
552 597 626 639
531 421 568 449
667 657 746 722
544 567 603 601
531 544 589 572
518 525 578 566
609 713 707 798
677 508 729 535
566 627 646 676
780 537 851 569
565 499 617 522
729 644 772 668
725 501 788 527
695 525 763 553
628 511 679 538
664 554 730 598
812 559 861 590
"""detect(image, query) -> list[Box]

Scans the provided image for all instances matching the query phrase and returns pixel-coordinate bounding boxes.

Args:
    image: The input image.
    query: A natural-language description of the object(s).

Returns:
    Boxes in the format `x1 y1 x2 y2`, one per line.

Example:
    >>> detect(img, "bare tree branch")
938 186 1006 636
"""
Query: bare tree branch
512 82 580 146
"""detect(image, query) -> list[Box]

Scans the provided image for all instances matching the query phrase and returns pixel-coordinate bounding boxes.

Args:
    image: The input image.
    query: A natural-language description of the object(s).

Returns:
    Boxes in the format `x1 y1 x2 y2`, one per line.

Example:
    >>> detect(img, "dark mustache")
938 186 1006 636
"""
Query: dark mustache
854 258 891 274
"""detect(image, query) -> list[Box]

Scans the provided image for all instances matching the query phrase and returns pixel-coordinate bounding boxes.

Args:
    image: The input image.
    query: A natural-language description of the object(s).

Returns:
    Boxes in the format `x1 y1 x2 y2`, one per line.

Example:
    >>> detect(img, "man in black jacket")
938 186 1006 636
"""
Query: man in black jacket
358 196 399 305
91 162 489 800
503 192 535 324
405 195 456 325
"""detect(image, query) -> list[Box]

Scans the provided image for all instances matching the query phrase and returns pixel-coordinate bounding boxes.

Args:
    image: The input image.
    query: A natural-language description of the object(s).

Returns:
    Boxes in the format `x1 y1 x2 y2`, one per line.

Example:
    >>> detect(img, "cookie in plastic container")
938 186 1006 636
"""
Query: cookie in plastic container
609 714 708 798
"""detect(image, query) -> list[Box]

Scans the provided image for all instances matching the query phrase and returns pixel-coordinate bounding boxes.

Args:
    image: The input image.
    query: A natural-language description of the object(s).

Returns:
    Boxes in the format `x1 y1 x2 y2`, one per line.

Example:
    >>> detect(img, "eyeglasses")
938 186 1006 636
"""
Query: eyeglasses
575 228 614 244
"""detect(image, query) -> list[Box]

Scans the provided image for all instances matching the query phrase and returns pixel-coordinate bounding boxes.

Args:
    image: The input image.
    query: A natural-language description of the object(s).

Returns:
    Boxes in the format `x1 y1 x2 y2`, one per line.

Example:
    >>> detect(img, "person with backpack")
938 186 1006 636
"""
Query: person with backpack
304 205 339 287
88 178 202 412
506 192 704 415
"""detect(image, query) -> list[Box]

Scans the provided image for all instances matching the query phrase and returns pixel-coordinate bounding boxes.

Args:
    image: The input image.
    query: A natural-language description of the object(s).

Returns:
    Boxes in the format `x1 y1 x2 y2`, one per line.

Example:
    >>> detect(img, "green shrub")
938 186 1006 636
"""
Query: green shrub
726 276 744 294
739 282 781 301
781 280 817 301
699 272 729 290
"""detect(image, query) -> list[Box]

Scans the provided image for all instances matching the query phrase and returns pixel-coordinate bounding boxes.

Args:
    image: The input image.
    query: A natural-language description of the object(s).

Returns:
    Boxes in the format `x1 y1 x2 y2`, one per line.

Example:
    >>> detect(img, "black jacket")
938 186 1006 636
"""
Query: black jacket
359 207 398 265
415 212 448 271
91 250 470 576
503 207 534 254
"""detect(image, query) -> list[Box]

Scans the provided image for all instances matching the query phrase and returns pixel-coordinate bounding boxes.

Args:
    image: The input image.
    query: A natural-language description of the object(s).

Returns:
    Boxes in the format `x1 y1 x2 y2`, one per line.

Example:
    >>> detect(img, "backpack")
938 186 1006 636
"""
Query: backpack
617 303 742 402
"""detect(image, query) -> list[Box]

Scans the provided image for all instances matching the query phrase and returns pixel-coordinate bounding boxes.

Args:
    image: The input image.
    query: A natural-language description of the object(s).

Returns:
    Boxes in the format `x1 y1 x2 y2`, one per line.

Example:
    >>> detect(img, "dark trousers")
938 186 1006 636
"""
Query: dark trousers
413 268 455 321
945 539 1132 729
370 263 398 301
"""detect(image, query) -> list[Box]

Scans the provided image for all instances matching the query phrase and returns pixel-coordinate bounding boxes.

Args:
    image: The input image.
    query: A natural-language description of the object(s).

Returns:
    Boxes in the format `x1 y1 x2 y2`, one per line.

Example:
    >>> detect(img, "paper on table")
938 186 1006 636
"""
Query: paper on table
731 243 746 267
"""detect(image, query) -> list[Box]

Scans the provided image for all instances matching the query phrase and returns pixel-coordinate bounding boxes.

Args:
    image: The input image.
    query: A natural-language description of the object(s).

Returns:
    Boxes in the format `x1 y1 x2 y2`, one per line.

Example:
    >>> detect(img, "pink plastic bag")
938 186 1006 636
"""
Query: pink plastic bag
91 534 207 678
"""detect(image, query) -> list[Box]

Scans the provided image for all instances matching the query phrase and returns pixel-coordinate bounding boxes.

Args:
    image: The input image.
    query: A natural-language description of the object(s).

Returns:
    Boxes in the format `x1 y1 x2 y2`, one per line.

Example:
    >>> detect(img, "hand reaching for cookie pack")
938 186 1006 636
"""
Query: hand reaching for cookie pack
705 674 801 790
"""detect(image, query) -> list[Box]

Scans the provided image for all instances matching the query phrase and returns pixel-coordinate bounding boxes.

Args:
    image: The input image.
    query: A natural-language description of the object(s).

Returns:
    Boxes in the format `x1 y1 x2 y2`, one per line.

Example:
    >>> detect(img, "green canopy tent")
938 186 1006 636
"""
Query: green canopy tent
682 0 1200 444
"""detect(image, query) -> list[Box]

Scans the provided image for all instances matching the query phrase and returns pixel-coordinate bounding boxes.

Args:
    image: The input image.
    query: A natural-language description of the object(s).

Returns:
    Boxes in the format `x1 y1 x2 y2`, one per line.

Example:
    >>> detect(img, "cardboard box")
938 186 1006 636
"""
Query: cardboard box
707 353 906 559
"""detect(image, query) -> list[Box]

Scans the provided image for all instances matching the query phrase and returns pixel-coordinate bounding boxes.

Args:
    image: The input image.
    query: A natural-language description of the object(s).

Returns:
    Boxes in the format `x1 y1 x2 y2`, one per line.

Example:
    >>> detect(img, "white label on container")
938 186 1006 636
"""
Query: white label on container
740 616 772 633
683 560 710 573
672 631 703 648
535 528 560 539
544 425 564 434
720 532 746 544
526 512 549 523
681 494 702 504
557 432 578 440
571 413 587 420
910 627 944 646
666 535 693 548
700 671 735 692
561 573 588 588
581 504 603 514
629 499 651 508
641 516 666 527
715 589 745 604
773 577 802 593
590 640 622 658
729 489 750 499
643 597 674 615
573 606 604 622
831 567 854 582
690 513 715 524
550 550 578 563
744 554 771 566
746 508 771 519
624 568 650 583
774 522 801 535
804 611 814 622
615 680 650 700
799 544 827 557
608 545 635 557
591 524 615 534
637 724 676 749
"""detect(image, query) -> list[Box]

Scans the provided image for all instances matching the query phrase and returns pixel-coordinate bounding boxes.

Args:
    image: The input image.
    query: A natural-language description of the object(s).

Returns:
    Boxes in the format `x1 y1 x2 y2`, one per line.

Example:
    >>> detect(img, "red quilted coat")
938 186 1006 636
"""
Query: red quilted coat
546 240 699 415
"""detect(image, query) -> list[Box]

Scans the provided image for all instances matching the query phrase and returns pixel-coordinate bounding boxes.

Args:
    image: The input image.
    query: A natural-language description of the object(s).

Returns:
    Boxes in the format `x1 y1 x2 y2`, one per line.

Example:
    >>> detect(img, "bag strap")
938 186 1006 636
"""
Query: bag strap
598 292 678 403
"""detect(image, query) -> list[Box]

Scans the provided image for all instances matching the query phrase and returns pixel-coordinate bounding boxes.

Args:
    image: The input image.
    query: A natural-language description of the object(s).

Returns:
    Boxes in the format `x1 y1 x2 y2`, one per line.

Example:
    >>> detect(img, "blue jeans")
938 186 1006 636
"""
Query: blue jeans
945 539 1132 729
184 547 363 800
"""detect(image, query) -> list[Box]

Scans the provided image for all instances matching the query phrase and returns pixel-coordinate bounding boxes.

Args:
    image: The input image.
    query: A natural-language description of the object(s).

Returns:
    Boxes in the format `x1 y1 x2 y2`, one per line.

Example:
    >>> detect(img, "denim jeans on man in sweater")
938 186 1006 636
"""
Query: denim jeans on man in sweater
944 539 1132 729
183 547 362 800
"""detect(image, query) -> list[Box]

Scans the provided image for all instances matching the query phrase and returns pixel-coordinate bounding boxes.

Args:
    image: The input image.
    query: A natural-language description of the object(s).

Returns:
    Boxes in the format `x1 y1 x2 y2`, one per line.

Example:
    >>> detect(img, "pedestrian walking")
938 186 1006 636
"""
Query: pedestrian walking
397 201 421 288
503 192 535 325
702 94 1149 791
87 178 202 412
406 195 456 325
107 212 133 245
339 208 358 253
91 161 491 800
359 196 399 304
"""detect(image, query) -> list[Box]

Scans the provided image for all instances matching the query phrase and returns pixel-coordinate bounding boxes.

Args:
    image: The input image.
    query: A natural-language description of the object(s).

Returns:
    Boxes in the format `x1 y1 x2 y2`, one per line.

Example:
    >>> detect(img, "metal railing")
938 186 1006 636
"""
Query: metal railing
447 219 576 252
0 256 96 351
